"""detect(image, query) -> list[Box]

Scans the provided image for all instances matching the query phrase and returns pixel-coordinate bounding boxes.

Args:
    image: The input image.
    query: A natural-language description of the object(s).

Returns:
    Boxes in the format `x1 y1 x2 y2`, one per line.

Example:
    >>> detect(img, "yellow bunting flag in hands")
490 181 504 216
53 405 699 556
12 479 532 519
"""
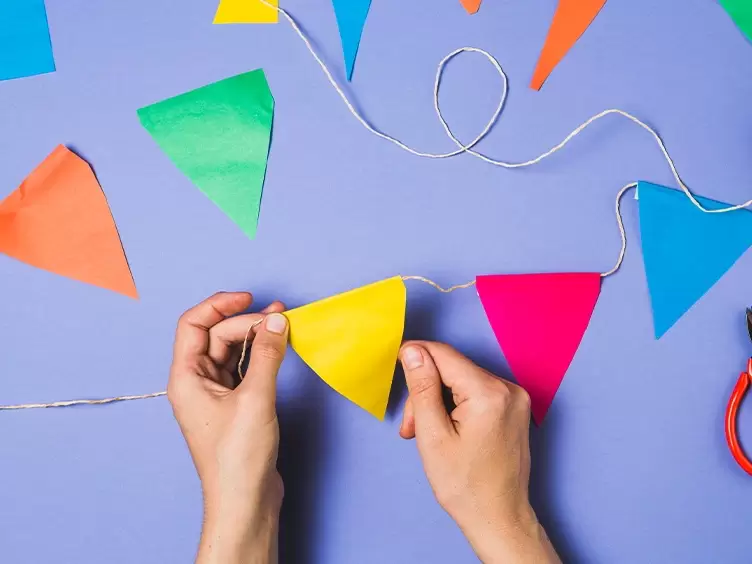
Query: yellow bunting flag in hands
213 0 278 24
285 277 407 420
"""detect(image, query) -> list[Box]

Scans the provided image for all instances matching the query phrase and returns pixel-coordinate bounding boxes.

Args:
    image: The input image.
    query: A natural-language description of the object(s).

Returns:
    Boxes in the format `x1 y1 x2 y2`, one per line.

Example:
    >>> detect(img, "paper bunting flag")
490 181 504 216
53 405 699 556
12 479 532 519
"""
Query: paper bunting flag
477 273 601 424
530 0 606 90
0 146 138 298
638 181 752 339
213 0 278 24
0 0 56 81
720 0 752 43
331 0 372 81
137 69 274 240
285 277 406 419
460 0 482 15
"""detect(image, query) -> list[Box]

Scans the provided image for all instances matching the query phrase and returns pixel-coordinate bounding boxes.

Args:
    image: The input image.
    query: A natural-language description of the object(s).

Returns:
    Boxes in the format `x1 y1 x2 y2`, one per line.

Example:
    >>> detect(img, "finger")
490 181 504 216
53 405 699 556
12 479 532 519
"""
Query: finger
174 293 253 360
237 313 289 412
260 301 286 314
224 302 286 376
406 341 498 405
399 397 415 440
400 344 454 441
208 301 286 366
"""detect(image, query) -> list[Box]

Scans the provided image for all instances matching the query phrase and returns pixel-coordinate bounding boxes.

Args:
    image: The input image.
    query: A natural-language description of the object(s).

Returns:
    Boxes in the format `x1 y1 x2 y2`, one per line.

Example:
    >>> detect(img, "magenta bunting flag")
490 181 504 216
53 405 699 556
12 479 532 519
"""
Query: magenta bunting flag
476 273 601 424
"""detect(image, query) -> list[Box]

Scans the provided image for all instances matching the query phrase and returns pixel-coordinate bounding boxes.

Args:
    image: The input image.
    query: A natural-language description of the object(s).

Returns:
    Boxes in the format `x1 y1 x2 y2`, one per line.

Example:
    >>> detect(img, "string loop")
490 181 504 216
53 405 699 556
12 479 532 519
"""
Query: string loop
264 0 752 216
5 2 752 411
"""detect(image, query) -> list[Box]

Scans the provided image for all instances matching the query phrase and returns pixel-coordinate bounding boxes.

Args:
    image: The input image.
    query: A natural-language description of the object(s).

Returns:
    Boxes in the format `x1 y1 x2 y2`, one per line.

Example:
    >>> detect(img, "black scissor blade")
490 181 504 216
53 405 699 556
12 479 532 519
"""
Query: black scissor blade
747 308 752 342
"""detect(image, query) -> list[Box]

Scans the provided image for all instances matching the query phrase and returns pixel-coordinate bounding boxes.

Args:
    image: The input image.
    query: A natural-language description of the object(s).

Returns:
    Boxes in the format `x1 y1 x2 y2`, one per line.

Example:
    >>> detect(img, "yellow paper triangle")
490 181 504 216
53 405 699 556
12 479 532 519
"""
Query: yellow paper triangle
285 277 407 420
213 0 278 24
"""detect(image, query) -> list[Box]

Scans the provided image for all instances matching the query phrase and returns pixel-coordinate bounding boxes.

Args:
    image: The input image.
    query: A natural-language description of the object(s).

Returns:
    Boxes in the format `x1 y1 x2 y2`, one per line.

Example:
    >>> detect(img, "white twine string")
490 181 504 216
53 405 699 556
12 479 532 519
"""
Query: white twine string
260 0 752 278
601 183 637 278
401 275 477 292
403 182 635 284
2 4 748 411
0 392 166 411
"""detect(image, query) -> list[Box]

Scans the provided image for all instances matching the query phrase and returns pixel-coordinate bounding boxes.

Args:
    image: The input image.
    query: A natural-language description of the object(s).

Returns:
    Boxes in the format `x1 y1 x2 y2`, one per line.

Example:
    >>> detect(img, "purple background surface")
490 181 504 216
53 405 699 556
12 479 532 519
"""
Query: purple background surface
2 0 752 562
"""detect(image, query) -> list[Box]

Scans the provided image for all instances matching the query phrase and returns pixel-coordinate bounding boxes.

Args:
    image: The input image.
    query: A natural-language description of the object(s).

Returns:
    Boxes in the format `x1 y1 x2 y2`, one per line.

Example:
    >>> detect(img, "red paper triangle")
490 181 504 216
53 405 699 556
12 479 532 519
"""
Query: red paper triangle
477 273 601 424
0 146 138 298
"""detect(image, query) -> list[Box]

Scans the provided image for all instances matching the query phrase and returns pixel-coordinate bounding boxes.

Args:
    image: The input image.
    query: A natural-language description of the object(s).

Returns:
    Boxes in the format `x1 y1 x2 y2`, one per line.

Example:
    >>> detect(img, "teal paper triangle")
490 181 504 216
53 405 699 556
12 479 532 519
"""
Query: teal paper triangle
332 0 372 81
638 181 752 338
137 69 274 240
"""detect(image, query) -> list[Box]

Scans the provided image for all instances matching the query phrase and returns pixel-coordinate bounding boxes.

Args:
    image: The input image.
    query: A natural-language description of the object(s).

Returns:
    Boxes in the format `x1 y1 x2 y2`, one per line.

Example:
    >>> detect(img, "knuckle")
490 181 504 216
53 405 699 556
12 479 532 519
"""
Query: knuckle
434 487 457 510
253 340 284 362
166 361 201 408
176 310 192 330
515 387 532 410
410 376 438 397
166 380 183 408
487 382 512 410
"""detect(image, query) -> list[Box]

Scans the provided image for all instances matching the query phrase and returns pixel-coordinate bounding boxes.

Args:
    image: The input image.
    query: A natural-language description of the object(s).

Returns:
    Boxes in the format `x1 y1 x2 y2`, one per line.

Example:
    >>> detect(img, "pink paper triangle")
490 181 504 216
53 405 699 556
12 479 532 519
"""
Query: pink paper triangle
477 273 601 424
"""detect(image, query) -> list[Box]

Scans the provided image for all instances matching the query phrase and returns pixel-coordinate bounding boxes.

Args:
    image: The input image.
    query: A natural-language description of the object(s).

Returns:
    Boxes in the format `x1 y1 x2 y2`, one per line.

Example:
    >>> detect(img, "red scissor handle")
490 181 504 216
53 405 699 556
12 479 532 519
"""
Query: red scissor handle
725 358 752 476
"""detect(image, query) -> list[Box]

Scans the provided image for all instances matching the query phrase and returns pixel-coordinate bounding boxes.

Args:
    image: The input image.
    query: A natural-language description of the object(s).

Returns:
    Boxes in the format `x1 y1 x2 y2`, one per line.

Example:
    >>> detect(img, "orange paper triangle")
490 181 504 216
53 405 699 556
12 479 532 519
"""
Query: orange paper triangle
530 0 606 90
460 0 482 15
0 146 138 298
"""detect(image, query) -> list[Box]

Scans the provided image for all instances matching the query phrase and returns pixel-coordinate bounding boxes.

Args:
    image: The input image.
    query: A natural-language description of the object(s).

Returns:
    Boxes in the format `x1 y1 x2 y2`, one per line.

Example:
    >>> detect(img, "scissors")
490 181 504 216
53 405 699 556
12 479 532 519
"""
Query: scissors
725 308 752 476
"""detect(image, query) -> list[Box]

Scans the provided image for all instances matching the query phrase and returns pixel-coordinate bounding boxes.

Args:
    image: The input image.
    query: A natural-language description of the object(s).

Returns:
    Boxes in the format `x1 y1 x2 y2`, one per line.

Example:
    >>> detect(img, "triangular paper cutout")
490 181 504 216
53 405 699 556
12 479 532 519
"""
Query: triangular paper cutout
0 146 138 298
460 0 482 15
331 0 372 81
285 277 406 419
477 273 601 424
213 0 278 24
530 0 606 90
0 0 56 81
638 181 752 338
137 69 274 240
720 0 752 43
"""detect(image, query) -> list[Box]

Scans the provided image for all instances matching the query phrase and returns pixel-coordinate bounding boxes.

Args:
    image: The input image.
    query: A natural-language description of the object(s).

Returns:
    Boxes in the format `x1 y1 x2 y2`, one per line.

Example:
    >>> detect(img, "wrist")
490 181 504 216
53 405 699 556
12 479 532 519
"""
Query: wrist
198 490 280 564
459 504 559 564
198 511 278 564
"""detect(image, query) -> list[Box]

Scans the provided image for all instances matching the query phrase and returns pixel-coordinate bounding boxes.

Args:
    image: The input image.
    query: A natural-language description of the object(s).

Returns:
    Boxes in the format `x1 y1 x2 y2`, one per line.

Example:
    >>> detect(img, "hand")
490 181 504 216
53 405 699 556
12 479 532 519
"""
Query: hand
399 342 560 564
168 292 289 564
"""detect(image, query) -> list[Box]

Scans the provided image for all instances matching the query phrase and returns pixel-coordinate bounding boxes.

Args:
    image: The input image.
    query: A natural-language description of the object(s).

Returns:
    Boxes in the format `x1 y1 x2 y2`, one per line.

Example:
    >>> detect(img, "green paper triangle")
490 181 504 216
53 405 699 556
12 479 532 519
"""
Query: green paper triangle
137 69 274 239
721 0 752 43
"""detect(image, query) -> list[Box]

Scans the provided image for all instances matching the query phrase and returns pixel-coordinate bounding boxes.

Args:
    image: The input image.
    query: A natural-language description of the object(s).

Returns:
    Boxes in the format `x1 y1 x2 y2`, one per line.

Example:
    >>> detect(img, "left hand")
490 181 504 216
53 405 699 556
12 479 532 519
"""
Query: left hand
167 292 289 564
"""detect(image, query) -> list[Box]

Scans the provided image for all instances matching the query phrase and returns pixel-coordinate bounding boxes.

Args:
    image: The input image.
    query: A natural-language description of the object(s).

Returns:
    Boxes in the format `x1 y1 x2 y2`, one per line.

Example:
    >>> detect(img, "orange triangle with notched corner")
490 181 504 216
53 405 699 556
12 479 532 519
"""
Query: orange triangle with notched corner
285 277 407 420
0 146 138 298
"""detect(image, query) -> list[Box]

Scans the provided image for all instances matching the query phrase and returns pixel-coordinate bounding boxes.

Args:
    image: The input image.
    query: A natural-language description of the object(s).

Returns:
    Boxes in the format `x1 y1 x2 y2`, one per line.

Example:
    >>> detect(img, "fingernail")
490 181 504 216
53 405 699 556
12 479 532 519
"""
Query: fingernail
401 346 424 370
265 313 287 335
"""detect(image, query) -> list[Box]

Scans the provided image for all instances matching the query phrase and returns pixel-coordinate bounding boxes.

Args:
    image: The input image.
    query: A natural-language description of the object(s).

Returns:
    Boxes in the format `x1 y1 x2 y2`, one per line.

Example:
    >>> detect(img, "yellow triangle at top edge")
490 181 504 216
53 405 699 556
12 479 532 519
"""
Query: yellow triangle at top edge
284 276 407 420
213 0 278 24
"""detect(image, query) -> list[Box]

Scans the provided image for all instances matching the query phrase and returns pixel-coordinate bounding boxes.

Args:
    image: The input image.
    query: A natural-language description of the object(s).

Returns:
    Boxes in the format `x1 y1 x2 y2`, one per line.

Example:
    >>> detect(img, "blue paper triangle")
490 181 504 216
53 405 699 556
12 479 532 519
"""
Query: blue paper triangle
0 0 56 81
638 181 752 338
332 0 371 81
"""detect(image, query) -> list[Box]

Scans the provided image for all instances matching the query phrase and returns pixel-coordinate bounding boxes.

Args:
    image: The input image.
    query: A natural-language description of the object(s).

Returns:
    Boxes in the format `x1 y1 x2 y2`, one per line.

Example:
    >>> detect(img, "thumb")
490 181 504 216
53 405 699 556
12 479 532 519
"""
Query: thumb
400 344 453 441
238 313 289 410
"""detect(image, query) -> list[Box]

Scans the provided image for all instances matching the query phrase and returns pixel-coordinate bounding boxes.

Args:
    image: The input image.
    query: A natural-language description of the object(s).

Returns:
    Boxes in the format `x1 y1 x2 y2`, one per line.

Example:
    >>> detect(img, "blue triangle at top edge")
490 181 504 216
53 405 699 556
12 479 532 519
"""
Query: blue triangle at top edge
331 0 372 81
637 181 752 338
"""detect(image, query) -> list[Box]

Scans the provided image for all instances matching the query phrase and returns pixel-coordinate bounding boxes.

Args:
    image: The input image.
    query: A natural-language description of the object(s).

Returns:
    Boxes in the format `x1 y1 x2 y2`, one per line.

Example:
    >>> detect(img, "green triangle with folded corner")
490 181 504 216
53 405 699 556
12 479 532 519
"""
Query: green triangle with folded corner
137 69 274 239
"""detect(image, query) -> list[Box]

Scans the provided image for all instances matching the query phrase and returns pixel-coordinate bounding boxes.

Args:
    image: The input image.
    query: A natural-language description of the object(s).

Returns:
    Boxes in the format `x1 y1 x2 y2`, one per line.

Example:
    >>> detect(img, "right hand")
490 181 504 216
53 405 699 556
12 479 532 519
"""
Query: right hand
398 341 560 564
